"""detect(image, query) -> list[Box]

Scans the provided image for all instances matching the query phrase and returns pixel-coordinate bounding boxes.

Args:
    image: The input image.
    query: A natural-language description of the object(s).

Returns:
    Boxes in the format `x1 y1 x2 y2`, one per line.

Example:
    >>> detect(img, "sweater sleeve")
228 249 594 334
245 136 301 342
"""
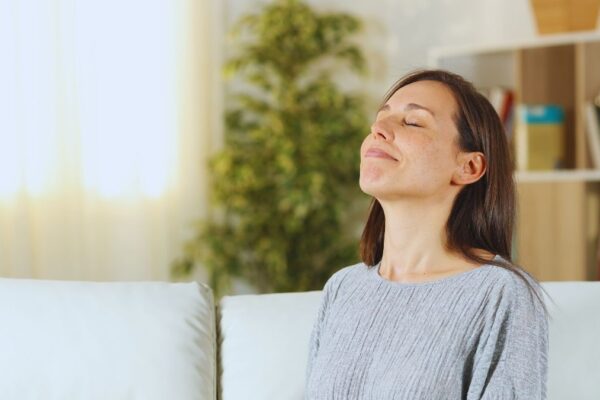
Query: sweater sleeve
305 275 333 386
305 266 351 388
467 271 549 399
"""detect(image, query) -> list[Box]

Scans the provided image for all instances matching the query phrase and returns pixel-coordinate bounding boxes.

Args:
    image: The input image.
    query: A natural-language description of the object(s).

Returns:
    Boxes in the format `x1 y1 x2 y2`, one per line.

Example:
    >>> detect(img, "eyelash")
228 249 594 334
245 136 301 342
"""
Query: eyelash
403 119 421 128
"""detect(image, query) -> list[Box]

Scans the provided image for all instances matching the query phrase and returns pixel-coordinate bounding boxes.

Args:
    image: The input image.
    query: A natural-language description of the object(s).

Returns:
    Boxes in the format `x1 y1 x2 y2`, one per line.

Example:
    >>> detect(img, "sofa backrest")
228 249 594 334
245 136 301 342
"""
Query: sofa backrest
218 281 600 400
1 277 597 400
0 278 216 400
217 290 322 400
543 281 600 400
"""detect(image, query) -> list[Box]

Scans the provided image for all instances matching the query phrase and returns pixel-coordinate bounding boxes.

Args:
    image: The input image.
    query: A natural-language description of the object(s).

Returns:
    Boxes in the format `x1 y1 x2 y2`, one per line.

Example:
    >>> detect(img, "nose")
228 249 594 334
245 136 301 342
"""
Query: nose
370 120 394 141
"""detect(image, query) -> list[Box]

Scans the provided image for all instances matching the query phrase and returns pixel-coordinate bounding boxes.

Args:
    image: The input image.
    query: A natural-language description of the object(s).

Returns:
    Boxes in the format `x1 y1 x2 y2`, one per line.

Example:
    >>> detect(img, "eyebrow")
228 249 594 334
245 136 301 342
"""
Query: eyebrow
377 102 436 118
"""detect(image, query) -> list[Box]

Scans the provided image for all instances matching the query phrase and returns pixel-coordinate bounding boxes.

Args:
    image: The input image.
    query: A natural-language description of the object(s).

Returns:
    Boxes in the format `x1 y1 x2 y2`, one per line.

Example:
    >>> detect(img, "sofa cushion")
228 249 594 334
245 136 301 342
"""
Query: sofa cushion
218 290 322 400
543 281 600 400
0 278 216 400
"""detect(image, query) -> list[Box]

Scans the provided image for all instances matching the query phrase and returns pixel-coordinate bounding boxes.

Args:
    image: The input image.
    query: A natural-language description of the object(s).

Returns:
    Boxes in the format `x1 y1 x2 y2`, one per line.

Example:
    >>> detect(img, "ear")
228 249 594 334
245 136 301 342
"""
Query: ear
451 151 486 185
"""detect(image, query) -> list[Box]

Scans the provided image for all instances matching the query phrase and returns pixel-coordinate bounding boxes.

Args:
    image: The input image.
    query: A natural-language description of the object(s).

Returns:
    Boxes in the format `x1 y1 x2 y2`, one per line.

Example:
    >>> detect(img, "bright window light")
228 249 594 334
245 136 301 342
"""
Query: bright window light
0 0 179 199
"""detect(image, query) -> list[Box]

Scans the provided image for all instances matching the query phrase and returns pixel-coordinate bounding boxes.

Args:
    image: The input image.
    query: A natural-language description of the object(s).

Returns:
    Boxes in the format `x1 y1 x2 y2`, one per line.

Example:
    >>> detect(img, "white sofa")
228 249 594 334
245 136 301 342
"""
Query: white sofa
0 278 598 400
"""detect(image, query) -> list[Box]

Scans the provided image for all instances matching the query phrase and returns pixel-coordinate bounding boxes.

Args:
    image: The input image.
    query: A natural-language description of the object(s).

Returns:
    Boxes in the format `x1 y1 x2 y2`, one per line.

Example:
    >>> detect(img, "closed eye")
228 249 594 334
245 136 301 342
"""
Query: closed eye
404 119 421 127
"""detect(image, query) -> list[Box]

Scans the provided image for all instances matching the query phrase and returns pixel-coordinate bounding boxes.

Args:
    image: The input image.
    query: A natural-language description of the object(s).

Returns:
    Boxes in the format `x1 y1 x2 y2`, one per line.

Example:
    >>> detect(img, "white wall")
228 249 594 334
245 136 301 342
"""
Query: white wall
222 0 539 110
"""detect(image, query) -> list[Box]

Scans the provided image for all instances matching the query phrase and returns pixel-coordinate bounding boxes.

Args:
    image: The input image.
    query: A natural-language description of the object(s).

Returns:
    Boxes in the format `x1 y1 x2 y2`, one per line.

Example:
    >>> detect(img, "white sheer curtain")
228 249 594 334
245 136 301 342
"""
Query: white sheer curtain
0 0 222 280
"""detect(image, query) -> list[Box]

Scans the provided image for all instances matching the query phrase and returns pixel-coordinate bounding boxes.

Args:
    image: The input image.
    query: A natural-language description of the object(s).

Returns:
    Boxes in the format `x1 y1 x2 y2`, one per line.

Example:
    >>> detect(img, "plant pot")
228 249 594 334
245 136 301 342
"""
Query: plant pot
530 0 600 34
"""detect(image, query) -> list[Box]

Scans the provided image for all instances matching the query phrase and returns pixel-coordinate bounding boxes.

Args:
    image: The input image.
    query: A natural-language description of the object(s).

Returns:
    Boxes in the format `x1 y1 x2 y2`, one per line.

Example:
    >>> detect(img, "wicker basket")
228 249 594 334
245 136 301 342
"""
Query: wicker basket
530 0 600 34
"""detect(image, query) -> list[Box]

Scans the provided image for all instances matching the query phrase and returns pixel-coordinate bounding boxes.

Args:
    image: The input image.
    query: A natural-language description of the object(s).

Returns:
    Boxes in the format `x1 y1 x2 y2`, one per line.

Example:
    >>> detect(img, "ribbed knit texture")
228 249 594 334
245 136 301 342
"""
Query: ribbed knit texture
304 255 548 400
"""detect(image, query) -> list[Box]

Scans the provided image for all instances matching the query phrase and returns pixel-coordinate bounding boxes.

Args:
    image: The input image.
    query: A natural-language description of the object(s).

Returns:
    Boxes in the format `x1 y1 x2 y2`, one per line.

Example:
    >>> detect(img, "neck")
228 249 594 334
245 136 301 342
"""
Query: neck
378 194 462 276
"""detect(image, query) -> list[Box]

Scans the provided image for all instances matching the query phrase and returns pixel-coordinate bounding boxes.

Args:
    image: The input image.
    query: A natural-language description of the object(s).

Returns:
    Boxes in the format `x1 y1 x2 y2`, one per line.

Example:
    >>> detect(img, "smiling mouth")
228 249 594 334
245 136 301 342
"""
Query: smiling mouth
365 148 398 161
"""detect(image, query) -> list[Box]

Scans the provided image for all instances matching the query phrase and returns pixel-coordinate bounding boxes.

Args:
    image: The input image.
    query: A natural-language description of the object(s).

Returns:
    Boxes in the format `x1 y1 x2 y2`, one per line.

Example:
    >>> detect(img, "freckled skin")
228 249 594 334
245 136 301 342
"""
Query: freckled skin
359 80 463 202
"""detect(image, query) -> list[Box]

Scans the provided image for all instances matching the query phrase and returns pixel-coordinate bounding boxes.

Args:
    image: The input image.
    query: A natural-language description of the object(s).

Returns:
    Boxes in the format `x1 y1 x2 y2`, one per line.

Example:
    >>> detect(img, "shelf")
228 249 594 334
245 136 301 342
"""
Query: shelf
516 169 600 182
428 30 600 66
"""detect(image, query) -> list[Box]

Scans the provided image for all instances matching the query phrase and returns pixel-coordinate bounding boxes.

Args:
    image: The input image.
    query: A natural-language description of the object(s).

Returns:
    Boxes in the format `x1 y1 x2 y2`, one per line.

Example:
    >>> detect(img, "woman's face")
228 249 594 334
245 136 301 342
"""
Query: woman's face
359 80 464 202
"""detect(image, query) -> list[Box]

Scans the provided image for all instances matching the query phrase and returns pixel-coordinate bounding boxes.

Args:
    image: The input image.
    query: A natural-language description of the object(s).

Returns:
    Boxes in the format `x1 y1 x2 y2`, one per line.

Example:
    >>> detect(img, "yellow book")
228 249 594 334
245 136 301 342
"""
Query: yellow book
515 105 565 171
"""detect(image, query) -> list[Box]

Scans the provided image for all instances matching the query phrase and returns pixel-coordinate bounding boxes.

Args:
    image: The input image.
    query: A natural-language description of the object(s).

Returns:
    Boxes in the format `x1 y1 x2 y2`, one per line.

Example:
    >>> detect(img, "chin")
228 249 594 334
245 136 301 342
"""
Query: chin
360 163 387 188
359 176 387 198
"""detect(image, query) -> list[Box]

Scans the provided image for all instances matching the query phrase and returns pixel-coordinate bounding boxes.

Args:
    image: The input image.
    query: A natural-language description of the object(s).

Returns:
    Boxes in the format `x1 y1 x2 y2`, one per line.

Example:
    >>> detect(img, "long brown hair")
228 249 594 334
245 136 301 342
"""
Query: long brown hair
359 69 552 317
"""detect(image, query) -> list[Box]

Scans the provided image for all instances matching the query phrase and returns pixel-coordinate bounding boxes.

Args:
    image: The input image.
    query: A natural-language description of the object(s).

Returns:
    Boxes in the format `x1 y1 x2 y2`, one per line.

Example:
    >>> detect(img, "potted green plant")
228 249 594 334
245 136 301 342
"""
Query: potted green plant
171 0 369 298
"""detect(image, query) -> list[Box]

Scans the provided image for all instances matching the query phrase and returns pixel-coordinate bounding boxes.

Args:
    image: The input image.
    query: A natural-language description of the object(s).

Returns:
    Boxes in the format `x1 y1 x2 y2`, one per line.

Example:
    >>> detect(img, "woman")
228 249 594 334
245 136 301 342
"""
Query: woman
304 69 550 400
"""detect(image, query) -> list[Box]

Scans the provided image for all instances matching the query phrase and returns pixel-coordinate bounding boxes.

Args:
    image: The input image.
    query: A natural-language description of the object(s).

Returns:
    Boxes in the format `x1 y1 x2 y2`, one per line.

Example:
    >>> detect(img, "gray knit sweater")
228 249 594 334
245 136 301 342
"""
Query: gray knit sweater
304 255 549 399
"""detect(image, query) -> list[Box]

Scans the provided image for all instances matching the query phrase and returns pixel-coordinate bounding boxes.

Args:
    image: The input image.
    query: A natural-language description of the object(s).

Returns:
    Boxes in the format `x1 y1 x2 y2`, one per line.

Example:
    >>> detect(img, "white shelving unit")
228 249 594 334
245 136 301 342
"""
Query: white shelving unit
429 30 600 66
516 169 600 182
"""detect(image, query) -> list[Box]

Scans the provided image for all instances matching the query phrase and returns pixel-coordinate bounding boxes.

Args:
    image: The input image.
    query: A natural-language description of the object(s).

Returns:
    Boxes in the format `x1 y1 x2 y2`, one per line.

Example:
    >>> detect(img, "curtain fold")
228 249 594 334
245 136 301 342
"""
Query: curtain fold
0 0 222 280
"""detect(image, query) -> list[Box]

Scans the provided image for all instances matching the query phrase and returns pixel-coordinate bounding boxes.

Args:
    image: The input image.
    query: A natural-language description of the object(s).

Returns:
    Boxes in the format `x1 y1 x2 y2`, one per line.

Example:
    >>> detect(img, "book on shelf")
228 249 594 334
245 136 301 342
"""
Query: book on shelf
486 86 515 142
514 104 565 171
585 101 600 170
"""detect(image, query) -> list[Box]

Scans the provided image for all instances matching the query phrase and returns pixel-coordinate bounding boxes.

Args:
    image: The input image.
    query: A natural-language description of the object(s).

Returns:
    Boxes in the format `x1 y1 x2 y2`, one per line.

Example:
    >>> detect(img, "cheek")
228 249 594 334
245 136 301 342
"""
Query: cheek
398 133 433 162
359 136 370 156
411 141 456 179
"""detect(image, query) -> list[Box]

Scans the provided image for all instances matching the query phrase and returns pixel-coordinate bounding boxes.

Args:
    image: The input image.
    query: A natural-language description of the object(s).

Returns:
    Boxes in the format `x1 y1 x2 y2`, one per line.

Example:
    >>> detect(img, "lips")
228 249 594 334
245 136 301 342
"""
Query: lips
365 147 398 161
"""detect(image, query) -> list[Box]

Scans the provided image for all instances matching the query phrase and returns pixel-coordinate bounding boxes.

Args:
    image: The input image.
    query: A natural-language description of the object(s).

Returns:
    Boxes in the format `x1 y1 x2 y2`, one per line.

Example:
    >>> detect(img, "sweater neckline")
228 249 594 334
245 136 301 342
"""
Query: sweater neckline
369 254 500 288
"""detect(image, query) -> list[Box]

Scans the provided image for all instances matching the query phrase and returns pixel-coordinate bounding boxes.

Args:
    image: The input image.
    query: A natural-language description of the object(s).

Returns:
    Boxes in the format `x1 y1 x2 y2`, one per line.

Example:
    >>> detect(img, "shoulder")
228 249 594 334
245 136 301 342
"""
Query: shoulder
492 259 544 298
321 261 365 297
484 259 548 323
323 261 363 289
